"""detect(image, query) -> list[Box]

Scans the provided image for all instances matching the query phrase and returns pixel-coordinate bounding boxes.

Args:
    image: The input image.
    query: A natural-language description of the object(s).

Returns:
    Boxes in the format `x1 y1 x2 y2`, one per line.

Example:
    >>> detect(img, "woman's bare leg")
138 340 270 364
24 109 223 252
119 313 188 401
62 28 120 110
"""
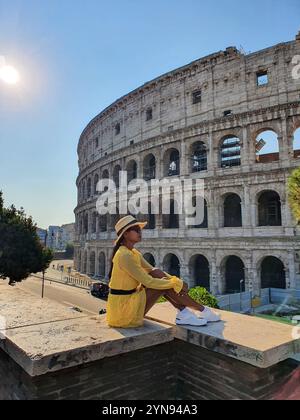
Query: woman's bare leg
144 288 205 315
144 289 183 315
165 289 205 312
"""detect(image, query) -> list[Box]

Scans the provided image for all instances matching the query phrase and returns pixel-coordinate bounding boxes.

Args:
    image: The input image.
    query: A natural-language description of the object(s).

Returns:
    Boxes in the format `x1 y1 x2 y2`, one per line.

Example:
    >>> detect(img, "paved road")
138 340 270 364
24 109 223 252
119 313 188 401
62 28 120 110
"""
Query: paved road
17 276 106 315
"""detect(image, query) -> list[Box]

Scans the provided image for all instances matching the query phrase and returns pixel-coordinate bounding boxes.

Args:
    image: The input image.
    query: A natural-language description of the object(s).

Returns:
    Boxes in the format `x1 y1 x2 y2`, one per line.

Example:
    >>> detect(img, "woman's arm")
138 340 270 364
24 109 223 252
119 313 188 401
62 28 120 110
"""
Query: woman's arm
119 251 183 294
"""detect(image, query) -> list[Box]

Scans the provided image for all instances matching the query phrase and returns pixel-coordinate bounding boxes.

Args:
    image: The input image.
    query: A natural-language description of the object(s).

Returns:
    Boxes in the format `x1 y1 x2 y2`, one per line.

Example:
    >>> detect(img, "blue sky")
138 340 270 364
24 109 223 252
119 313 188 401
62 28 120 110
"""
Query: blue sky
0 0 299 228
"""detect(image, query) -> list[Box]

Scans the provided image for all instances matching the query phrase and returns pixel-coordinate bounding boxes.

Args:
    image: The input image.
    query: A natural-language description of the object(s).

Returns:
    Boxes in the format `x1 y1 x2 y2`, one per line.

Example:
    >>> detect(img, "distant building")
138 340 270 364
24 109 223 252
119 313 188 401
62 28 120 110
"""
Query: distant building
46 223 75 251
36 228 47 245
61 223 75 246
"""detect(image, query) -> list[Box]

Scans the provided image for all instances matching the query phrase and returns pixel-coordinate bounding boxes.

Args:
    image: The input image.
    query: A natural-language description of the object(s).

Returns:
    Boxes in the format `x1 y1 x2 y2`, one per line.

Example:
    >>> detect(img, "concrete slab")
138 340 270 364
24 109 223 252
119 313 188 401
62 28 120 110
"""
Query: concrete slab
0 283 173 377
146 303 300 368
0 282 87 330
0 315 174 377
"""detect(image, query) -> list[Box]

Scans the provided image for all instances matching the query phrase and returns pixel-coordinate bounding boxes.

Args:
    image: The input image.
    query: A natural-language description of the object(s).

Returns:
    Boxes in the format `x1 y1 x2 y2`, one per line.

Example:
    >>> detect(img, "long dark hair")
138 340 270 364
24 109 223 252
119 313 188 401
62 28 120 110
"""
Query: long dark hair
108 240 123 280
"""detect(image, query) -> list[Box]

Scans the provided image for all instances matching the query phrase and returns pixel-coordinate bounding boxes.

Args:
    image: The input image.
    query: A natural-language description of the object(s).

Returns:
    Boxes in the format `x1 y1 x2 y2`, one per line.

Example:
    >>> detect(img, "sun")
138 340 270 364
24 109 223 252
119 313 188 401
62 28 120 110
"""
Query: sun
0 65 20 85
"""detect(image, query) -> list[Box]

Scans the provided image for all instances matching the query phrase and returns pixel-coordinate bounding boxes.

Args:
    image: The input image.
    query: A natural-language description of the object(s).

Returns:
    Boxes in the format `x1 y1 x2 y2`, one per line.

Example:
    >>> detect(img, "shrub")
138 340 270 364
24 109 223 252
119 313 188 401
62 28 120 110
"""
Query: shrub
157 286 219 309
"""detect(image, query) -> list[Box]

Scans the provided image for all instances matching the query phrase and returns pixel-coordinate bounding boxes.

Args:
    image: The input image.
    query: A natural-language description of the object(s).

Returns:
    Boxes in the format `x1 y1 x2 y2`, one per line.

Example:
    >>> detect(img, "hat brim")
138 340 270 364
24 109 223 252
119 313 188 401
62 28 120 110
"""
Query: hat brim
114 221 148 245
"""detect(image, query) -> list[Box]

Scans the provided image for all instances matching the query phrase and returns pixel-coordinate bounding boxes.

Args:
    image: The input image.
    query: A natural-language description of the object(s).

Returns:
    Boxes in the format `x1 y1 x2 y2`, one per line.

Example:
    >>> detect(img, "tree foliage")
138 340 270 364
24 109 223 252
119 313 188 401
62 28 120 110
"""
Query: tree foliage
0 191 53 284
288 168 300 224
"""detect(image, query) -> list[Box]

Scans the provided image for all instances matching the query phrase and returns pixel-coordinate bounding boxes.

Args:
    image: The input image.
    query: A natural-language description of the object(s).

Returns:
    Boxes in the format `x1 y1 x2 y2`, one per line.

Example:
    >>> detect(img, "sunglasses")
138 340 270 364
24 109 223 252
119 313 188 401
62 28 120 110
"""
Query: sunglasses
127 226 142 233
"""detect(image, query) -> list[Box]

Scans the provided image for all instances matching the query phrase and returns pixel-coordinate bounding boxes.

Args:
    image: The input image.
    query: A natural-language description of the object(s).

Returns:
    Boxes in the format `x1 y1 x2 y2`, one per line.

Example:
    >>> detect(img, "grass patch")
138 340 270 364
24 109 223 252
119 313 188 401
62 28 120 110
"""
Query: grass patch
255 314 294 325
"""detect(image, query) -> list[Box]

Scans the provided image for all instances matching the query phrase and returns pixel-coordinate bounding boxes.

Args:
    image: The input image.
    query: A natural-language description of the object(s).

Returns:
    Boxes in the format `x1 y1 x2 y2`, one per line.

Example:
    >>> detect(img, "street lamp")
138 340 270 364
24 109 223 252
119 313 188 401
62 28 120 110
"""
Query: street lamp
41 231 48 299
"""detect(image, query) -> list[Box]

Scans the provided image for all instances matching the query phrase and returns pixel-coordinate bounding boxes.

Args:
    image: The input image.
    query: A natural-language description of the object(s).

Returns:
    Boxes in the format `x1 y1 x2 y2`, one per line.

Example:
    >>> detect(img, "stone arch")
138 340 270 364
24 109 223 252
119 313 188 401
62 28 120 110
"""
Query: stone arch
77 250 81 272
223 193 242 227
142 202 156 230
189 254 210 290
87 178 92 198
220 135 241 168
102 169 109 179
260 256 286 289
113 165 122 188
98 214 108 232
143 154 156 181
255 130 279 163
188 196 208 228
98 252 106 278
89 251 96 276
257 190 282 226
163 253 181 277
93 174 99 195
190 141 208 173
126 160 138 182
91 212 97 233
83 251 87 274
143 253 156 267
164 148 180 177
84 213 89 234
162 199 179 229
221 255 245 294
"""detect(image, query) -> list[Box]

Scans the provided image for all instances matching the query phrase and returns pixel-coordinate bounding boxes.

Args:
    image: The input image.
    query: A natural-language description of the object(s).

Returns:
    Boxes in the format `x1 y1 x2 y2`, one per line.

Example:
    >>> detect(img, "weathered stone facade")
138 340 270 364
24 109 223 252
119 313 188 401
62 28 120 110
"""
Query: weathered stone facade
74 32 300 296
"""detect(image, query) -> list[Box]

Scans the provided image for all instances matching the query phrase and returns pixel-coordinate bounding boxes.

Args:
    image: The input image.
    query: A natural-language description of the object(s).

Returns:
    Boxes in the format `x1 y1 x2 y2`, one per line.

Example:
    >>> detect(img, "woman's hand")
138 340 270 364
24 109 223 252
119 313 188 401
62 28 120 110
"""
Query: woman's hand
180 281 189 295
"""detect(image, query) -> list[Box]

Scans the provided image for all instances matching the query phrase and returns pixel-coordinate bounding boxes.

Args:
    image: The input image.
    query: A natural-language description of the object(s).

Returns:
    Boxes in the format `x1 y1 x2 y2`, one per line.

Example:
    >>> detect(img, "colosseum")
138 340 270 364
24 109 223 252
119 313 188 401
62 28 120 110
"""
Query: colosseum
74 31 300 297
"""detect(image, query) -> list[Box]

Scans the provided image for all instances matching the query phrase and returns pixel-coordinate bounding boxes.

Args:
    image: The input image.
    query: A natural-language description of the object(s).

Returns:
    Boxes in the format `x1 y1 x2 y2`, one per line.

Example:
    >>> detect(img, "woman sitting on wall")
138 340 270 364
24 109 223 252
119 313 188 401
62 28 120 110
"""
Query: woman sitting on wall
106 216 220 328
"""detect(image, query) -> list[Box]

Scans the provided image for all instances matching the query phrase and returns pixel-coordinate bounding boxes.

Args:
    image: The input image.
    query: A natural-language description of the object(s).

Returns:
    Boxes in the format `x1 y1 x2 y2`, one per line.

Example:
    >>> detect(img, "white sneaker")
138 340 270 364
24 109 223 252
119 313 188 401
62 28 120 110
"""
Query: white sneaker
176 308 208 327
198 306 221 323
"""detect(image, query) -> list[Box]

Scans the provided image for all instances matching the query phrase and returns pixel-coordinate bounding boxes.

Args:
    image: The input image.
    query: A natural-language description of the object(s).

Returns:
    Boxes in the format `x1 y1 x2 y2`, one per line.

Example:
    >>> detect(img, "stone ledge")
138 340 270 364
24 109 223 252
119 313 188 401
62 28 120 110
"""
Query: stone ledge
0 284 173 377
146 303 300 369
0 283 299 378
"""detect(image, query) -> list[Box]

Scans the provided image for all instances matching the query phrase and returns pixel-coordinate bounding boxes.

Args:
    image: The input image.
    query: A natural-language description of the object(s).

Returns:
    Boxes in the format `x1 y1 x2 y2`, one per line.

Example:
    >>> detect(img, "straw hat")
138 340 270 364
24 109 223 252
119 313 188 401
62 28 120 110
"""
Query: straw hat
114 215 147 245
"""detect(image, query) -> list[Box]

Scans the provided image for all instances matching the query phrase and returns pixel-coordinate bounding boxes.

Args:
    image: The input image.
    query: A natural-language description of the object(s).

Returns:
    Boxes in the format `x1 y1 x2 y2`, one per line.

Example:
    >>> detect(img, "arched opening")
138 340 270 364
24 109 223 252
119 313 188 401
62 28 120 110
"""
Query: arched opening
224 256 245 294
79 217 83 235
77 251 81 272
191 141 207 173
164 148 180 177
163 254 180 277
92 212 97 233
126 160 138 182
189 255 210 290
94 174 99 195
220 135 241 168
261 257 286 289
143 253 156 267
224 194 242 227
84 213 89 234
293 128 300 159
141 202 156 230
83 252 87 274
89 252 96 276
110 208 120 230
143 154 156 181
81 181 86 201
98 253 106 278
163 199 179 229
99 214 108 232
255 130 279 163
258 191 282 226
102 169 109 179
189 196 208 228
113 165 122 188
87 178 92 197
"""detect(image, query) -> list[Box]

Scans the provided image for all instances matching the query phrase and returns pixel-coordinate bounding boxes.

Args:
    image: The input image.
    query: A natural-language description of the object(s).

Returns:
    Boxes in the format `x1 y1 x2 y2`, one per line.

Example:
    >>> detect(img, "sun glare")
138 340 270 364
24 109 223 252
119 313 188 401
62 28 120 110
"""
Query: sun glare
0 65 20 85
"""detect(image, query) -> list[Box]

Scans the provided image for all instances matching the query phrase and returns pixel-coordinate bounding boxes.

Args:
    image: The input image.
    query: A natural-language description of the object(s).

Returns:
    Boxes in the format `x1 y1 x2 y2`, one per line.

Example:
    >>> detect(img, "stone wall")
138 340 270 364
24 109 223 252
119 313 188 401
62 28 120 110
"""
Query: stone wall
0 339 299 401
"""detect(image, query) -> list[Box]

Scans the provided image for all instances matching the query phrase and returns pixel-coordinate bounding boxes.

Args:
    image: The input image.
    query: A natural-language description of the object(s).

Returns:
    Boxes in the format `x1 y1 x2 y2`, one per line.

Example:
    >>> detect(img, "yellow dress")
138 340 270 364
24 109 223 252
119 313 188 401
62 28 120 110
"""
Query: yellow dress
106 246 183 328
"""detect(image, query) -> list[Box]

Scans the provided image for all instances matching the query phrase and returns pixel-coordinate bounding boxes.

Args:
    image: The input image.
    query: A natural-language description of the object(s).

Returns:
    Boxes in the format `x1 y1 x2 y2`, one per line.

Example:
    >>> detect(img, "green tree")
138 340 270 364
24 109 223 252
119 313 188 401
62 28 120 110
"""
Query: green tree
288 168 300 224
0 191 53 285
